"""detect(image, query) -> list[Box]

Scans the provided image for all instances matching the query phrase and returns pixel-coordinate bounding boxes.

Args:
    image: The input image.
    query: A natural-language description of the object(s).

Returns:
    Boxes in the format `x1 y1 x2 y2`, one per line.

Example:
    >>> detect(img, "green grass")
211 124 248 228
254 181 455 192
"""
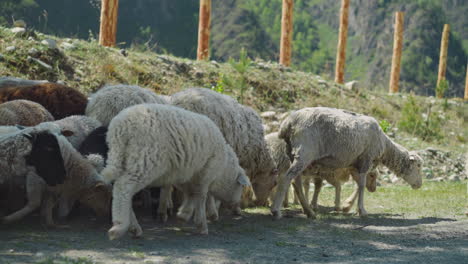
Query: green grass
317 181 467 219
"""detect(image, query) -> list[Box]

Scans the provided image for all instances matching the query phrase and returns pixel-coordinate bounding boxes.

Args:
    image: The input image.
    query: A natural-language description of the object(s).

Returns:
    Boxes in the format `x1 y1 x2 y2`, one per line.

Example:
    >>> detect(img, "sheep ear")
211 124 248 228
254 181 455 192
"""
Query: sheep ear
237 173 251 187
22 133 33 141
61 130 74 137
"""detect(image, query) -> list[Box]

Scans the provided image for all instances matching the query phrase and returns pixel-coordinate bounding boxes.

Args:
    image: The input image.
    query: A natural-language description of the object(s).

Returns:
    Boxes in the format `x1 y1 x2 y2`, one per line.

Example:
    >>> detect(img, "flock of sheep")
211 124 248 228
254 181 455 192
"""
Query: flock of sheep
0 82 423 240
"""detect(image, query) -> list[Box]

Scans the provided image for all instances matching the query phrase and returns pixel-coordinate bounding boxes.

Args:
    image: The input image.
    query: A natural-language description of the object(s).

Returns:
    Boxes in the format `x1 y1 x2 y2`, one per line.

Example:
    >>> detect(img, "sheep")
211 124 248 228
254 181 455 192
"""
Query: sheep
77 126 109 160
0 126 111 225
85 84 168 126
44 115 102 149
170 88 277 208
0 100 54 126
0 83 88 120
22 130 112 225
271 107 423 219
101 103 250 240
266 132 377 212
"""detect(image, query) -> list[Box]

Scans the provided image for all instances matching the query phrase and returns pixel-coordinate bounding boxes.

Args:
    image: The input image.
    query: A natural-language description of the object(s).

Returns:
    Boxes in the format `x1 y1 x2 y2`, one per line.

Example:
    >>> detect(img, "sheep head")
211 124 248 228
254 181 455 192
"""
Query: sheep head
400 151 423 189
79 182 112 218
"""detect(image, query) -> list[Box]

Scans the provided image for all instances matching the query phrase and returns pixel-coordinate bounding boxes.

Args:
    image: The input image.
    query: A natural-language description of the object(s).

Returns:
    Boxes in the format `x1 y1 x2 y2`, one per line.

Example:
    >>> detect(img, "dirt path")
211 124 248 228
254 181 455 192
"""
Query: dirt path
1 207 467 264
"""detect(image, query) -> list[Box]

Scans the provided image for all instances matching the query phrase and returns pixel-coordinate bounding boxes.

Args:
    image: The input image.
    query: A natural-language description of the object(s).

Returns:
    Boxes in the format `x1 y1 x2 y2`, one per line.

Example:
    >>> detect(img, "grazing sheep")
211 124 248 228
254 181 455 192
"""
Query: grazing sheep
23 130 112 224
78 126 109 160
0 100 54 126
0 126 111 225
101 104 249 240
46 115 102 148
0 83 88 120
266 132 377 212
170 88 277 207
271 107 423 219
85 84 168 126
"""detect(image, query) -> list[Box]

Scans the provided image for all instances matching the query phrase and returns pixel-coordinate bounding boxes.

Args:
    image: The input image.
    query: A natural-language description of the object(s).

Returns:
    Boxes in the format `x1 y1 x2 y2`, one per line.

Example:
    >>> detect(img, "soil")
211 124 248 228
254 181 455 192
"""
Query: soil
1 207 467 264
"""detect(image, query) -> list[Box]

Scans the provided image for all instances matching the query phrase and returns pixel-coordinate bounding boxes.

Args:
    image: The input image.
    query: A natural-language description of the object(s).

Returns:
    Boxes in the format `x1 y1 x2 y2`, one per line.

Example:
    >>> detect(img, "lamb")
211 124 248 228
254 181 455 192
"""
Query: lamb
0 126 111 225
271 107 423 219
266 132 377 212
22 130 112 224
170 88 277 207
85 84 168 126
101 104 250 240
0 83 88 120
43 115 102 148
0 100 54 126
77 126 109 160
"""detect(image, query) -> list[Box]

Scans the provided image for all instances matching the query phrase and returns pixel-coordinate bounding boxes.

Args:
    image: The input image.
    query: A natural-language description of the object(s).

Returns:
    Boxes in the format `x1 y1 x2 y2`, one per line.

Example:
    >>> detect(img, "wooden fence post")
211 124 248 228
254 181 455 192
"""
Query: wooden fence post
99 0 119 47
389 12 404 94
464 63 468 100
436 24 450 97
197 0 211 61
279 0 294 66
335 0 350 84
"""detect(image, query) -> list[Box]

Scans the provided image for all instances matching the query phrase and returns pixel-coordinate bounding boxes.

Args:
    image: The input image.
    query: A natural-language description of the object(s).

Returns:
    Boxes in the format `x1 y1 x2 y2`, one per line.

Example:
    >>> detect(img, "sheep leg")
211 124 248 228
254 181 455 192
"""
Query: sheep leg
2 174 45 224
128 208 142 238
40 192 58 226
177 188 194 222
342 188 358 213
157 186 172 223
108 179 142 240
283 185 290 208
191 184 209 235
206 195 219 221
303 177 310 203
292 176 315 219
334 184 342 212
310 178 323 211
357 172 368 217
57 195 76 219
271 158 307 219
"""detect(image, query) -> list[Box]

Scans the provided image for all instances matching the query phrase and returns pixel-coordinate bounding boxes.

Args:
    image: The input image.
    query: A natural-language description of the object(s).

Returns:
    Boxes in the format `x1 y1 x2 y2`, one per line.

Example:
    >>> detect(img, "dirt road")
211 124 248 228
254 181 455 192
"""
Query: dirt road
1 206 467 264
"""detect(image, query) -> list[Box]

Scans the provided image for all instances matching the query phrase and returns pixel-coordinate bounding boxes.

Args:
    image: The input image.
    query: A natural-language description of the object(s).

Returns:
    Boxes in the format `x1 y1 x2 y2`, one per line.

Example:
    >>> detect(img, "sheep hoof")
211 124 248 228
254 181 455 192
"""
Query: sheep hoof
271 210 282 220
176 211 192 222
358 209 368 218
207 214 219 222
129 226 143 238
108 225 127 240
342 206 352 213
157 213 168 223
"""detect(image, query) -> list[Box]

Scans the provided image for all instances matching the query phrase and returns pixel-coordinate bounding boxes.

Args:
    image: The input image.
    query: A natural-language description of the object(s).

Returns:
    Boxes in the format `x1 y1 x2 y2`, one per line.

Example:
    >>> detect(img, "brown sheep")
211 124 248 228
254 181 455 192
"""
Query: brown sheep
0 99 54 126
0 83 88 120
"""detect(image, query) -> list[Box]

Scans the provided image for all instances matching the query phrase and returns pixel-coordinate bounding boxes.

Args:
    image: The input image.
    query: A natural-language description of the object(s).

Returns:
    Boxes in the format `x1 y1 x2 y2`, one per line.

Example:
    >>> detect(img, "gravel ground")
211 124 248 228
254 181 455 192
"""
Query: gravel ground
1 206 467 264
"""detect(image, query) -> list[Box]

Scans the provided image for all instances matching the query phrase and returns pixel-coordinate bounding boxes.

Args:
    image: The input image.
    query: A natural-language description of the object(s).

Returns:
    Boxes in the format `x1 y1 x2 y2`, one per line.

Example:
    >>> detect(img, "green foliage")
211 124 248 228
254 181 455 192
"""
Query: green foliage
398 95 444 141
379 119 391 134
228 48 252 103
436 79 449 98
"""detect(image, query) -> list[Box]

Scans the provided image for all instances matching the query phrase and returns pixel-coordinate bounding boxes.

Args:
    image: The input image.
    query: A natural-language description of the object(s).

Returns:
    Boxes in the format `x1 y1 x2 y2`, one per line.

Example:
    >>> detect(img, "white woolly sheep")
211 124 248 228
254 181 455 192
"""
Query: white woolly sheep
85 84 168 126
271 107 423 219
170 88 277 207
101 103 249 240
0 100 54 126
266 132 377 212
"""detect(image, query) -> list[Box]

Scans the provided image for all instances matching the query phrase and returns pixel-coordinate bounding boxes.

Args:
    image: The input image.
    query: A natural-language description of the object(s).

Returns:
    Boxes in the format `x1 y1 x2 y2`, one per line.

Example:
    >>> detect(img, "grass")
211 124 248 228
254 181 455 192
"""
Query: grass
315 181 467 219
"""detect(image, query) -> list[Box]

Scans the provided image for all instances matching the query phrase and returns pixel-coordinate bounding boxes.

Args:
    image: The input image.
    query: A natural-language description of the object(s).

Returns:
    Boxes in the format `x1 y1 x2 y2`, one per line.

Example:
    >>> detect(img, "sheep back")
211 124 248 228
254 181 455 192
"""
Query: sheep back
0 99 54 126
0 83 88 120
85 84 168 126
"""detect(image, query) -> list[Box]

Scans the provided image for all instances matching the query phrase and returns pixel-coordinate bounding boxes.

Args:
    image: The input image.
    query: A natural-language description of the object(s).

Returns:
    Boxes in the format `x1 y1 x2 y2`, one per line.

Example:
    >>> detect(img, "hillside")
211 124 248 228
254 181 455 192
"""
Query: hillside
0 26 466 157
0 0 466 98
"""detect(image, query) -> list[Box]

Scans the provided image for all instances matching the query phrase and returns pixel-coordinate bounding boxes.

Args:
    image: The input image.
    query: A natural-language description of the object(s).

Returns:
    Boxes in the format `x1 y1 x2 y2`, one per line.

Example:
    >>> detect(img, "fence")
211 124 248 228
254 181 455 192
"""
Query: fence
98 0 466 100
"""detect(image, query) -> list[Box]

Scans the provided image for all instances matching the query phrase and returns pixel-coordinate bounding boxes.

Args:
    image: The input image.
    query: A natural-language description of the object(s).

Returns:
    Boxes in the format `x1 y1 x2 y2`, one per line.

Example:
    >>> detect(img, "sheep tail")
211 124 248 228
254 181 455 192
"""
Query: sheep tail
101 164 119 184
